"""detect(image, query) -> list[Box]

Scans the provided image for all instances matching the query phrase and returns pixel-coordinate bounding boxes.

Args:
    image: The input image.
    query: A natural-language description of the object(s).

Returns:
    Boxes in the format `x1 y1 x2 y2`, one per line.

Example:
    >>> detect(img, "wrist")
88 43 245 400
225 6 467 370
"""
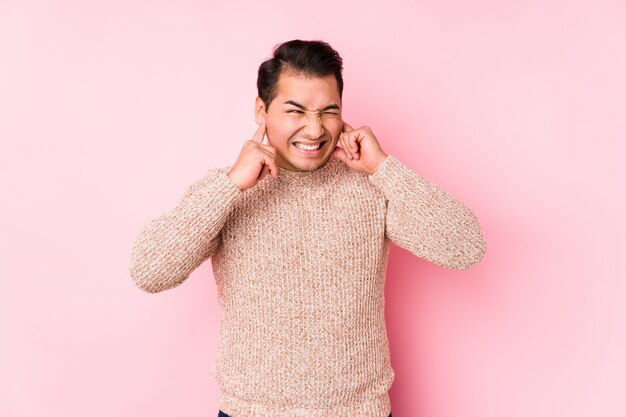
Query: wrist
369 153 388 175
227 170 245 192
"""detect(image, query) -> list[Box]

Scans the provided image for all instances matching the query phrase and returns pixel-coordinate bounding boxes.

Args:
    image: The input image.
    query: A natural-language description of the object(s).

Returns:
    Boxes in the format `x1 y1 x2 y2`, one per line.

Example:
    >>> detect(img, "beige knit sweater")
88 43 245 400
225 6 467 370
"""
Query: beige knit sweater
129 154 486 417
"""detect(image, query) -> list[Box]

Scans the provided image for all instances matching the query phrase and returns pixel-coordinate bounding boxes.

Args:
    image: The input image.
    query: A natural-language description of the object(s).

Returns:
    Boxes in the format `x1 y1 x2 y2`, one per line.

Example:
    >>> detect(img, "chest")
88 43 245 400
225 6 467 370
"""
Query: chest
220 181 387 267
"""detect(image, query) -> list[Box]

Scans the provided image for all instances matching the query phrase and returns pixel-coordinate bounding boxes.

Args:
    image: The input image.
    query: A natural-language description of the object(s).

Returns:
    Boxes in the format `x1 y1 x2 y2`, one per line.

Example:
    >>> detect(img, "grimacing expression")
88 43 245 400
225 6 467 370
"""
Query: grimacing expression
255 71 343 172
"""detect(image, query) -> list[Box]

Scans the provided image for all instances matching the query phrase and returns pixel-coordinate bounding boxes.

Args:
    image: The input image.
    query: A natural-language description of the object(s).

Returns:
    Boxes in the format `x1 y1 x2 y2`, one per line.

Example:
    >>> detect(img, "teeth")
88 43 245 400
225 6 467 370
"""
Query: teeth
295 142 321 150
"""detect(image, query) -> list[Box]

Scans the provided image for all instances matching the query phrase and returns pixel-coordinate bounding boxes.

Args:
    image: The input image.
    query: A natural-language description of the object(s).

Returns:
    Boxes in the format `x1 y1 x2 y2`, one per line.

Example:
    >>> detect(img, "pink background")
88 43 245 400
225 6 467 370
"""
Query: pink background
1 1 625 416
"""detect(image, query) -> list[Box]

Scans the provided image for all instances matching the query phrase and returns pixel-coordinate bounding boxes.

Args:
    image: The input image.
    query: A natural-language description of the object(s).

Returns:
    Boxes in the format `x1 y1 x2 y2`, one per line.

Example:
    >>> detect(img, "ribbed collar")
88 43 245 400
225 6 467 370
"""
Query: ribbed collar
274 156 342 186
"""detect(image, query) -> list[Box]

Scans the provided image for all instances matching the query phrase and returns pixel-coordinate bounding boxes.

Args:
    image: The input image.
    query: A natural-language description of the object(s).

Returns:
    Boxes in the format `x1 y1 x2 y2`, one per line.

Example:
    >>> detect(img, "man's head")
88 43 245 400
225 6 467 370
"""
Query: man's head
255 39 344 172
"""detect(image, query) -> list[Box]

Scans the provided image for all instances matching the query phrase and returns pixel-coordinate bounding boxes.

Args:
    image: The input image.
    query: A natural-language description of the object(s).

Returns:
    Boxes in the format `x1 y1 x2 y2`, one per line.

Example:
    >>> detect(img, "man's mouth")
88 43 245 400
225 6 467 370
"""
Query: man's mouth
293 141 325 151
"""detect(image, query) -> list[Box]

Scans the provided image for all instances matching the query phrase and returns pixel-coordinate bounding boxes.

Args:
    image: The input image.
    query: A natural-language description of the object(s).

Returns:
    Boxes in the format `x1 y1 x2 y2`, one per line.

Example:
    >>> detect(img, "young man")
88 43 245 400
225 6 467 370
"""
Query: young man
129 39 486 417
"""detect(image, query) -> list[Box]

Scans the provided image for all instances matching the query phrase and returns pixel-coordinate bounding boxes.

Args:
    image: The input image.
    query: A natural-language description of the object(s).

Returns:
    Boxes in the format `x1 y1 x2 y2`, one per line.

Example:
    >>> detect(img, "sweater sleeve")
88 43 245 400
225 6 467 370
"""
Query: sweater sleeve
129 167 243 293
368 154 486 270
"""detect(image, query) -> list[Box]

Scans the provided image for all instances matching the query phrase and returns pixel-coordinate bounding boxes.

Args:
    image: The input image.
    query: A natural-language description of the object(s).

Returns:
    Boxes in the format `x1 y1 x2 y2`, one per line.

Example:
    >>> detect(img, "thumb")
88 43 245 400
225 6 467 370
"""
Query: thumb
331 146 348 164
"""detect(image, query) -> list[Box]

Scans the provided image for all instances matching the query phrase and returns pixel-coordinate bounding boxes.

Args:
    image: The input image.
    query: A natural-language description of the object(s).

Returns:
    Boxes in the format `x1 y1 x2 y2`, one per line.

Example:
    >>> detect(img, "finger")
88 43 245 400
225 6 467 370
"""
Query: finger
259 143 276 156
331 145 347 163
341 121 354 133
268 157 279 179
251 119 267 143
341 133 353 160
257 164 269 180
349 135 360 160
258 153 278 179
344 143 352 160
339 133 348 159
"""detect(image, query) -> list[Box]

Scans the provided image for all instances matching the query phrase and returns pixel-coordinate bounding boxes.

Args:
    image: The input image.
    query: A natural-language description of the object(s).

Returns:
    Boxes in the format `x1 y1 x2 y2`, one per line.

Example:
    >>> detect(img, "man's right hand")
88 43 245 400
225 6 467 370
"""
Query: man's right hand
227 118 279 192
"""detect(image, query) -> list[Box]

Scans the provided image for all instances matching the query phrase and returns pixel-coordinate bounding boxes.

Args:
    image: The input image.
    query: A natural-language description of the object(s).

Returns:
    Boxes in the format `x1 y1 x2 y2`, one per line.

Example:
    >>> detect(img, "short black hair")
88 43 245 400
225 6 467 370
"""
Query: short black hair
257 39 344 111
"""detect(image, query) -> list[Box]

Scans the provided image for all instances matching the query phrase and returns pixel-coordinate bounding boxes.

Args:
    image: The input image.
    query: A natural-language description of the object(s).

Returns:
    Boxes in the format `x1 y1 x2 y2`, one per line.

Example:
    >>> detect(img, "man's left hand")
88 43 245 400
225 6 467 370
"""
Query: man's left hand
332 122 388 175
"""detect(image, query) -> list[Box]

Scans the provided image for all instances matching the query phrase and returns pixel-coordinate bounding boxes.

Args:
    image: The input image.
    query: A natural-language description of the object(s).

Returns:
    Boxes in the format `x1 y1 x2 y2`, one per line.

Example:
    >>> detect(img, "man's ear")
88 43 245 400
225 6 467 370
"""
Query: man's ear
255 97 267 125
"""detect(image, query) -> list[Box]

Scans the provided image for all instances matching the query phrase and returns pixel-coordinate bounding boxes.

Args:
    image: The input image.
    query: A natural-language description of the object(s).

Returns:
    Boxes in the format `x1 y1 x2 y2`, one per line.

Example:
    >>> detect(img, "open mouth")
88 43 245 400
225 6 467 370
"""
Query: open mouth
293 140 326 155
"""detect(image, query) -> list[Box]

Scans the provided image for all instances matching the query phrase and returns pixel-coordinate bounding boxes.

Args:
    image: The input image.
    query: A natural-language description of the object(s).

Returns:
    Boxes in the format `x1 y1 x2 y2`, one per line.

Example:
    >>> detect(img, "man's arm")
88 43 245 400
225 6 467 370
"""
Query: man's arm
368 155 486 269
129 167 242 293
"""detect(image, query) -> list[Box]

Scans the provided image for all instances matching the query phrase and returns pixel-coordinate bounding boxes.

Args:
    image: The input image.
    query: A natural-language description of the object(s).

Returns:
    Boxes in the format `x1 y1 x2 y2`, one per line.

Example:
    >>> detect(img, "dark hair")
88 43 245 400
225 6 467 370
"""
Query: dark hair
257 39 344 111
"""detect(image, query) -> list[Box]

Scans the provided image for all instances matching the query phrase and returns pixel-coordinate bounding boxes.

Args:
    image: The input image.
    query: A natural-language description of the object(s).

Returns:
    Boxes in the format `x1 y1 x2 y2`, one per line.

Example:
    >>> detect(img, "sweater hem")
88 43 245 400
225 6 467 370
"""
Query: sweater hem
218 390 391 417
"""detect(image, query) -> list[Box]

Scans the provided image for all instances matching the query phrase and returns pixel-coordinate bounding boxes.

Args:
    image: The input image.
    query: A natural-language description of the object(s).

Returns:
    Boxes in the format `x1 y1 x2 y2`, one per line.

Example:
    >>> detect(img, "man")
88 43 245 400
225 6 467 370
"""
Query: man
129 39 486 417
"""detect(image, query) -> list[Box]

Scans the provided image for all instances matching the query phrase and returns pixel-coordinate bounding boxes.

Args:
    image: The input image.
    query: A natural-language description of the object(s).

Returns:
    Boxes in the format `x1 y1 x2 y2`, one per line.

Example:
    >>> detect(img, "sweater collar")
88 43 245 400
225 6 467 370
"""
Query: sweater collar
275 156 342 185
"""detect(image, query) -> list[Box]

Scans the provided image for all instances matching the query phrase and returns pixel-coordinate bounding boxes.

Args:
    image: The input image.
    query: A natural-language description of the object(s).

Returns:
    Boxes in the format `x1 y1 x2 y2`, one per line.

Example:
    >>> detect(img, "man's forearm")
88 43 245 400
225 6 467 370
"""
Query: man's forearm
129 167 243 293
368 154 486 269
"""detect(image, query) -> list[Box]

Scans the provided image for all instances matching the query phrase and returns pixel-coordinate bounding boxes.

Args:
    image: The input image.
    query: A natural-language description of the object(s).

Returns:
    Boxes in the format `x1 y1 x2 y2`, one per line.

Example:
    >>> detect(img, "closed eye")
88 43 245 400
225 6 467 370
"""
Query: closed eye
288 110 338 115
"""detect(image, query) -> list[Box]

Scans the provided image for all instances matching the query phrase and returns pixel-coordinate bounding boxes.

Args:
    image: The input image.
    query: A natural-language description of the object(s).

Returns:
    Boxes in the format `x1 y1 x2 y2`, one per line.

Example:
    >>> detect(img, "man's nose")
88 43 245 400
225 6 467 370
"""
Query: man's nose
301 113 324 139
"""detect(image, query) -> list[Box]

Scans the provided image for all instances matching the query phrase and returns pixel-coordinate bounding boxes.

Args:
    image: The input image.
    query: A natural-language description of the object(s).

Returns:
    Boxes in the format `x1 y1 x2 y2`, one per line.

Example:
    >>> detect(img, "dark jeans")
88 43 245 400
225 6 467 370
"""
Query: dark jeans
218 411 392 417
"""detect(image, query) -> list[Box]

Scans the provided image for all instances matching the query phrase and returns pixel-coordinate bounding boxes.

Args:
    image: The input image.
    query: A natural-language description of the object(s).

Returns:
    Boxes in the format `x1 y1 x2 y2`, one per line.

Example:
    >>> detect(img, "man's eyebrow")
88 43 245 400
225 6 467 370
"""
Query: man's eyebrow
283 100 340 111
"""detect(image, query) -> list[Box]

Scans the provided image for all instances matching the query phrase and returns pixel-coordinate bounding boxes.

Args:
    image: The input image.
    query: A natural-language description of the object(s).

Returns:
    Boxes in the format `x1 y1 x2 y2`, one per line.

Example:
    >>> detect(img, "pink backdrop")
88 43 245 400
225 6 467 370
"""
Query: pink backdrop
2 1 625 416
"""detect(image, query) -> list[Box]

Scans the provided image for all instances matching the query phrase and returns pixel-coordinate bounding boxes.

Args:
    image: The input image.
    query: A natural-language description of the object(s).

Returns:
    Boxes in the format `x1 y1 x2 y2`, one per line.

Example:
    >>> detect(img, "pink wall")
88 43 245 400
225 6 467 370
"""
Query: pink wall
1 1 625 416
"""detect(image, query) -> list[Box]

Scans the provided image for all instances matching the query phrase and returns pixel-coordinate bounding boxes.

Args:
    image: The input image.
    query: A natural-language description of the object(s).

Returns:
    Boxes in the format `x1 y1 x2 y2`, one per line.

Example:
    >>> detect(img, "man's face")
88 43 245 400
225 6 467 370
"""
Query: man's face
256 70 343 172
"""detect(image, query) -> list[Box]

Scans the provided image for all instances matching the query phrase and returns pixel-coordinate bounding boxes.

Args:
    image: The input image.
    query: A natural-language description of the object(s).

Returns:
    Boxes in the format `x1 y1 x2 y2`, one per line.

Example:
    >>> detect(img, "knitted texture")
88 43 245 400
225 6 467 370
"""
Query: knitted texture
129 154 486 417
